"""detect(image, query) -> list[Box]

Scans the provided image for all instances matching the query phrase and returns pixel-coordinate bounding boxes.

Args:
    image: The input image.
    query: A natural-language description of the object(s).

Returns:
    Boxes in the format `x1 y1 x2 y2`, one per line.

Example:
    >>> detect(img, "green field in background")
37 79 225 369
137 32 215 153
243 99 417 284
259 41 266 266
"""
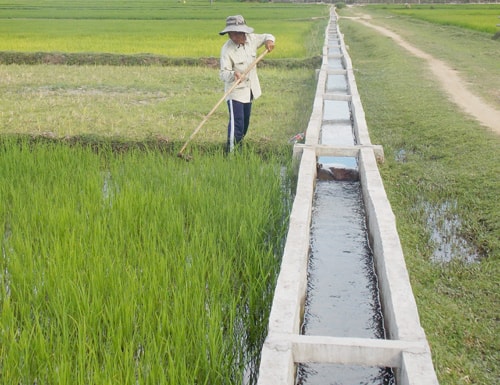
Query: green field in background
0 0 329 57
371 3 500 34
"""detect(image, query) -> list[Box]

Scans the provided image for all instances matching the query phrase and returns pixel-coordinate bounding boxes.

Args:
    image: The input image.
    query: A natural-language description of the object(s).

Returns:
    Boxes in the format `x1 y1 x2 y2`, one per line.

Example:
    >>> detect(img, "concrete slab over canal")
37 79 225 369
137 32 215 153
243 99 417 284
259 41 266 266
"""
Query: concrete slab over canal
257 8 439 385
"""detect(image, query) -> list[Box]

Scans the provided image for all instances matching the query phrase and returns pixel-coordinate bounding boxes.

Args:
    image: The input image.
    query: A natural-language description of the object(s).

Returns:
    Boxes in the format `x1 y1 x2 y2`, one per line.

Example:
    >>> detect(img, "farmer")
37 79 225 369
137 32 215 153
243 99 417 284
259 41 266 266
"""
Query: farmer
219 15 275 153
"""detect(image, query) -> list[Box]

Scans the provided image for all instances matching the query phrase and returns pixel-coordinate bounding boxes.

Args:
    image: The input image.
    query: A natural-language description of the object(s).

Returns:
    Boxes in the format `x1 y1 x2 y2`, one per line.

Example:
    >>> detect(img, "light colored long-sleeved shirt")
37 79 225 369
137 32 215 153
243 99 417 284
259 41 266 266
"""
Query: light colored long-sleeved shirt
219 33 275 103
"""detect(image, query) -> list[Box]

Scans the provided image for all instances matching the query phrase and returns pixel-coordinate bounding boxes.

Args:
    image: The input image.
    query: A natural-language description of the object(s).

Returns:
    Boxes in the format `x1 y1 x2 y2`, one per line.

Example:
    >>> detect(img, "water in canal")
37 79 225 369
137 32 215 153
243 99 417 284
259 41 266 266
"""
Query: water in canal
295 23 396 382
295 177 395 385
295 88 395 384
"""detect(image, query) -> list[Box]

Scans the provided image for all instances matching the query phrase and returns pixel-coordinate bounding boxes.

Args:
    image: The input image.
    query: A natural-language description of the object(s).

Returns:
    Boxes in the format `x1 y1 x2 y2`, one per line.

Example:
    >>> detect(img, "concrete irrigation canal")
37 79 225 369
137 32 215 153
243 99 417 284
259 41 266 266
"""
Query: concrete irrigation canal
256 9 439 385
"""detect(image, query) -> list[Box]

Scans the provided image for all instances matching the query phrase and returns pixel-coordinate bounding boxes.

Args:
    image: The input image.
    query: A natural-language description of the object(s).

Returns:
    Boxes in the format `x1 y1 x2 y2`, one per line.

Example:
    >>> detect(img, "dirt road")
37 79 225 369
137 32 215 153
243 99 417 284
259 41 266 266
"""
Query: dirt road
346 15 500 135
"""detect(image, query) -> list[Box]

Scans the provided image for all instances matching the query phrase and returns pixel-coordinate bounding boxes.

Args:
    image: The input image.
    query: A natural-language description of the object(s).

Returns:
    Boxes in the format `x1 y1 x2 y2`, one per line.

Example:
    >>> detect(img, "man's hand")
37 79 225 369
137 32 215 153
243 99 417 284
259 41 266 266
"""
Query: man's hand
265 40 275 52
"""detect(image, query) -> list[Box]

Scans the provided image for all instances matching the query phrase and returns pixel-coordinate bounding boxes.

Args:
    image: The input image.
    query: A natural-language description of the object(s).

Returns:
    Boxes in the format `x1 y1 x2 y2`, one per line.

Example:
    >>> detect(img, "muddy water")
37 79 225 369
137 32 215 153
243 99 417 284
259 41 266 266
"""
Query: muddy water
296 181 394 385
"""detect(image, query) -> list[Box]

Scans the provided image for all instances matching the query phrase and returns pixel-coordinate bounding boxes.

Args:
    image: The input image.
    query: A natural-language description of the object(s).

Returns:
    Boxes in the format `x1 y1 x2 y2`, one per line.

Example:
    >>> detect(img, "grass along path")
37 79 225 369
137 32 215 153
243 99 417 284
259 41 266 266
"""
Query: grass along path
340 5 500 113
338 13 499 385
347 15 500 134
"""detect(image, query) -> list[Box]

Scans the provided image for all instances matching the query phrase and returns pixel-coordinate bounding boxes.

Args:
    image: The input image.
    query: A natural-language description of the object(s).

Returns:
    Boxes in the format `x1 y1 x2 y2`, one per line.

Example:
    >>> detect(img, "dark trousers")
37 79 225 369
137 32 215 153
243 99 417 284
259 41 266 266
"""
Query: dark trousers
226 99 252 153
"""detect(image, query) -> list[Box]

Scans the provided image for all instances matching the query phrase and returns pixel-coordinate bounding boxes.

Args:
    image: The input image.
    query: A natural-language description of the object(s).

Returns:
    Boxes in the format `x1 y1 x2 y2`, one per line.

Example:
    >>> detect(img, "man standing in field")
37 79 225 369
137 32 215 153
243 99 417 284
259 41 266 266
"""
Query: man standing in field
219 15 275 153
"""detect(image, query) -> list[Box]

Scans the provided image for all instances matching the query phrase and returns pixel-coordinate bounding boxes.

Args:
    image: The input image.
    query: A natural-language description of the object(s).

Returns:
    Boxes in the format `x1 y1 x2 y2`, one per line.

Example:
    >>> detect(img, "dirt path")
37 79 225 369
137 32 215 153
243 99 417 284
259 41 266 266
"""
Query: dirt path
345 15 500 135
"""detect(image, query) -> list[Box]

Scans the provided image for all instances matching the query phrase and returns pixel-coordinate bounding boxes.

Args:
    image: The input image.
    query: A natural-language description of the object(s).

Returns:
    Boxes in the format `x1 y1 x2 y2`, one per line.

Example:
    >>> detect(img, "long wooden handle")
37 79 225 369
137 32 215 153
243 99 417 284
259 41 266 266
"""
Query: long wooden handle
178 49 269 156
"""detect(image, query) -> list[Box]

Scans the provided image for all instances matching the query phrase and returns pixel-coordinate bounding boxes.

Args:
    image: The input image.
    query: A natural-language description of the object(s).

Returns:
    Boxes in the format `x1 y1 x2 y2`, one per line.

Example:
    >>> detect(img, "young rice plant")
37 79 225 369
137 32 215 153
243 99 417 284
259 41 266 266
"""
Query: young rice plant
0 138 291 384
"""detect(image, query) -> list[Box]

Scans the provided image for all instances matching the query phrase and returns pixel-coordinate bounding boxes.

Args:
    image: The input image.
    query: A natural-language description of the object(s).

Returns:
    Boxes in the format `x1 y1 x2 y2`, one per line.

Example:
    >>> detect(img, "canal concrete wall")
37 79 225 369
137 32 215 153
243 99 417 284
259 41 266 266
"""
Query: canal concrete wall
257 7 439 385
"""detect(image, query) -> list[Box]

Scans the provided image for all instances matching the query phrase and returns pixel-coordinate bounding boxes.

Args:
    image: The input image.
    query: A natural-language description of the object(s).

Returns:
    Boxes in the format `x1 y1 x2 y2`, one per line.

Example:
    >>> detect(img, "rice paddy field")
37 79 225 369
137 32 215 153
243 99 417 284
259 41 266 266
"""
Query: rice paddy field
0 1 327 383
0 138 291 383
1 0 499 384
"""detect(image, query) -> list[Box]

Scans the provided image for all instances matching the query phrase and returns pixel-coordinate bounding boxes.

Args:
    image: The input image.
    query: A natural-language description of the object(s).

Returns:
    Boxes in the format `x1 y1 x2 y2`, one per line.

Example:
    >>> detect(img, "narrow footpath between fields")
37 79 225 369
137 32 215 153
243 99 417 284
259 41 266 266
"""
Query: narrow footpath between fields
344 15 500 135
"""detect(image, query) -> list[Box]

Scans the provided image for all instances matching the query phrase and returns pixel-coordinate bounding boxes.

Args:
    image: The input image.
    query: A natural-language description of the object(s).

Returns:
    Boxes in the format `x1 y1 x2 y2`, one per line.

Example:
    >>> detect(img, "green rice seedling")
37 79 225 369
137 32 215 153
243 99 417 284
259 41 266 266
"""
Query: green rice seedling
0 138 290 384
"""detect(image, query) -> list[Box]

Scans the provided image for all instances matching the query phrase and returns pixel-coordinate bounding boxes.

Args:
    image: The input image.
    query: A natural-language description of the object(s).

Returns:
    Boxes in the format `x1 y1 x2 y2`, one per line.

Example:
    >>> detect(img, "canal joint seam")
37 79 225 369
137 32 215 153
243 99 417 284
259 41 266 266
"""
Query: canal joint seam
264 333 431 368
293 143 385 164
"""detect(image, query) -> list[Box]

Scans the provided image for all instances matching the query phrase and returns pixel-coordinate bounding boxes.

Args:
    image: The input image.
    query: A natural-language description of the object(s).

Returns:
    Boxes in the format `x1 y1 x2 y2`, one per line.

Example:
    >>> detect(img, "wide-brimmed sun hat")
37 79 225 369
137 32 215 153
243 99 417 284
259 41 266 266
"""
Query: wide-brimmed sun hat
219 15 254 35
